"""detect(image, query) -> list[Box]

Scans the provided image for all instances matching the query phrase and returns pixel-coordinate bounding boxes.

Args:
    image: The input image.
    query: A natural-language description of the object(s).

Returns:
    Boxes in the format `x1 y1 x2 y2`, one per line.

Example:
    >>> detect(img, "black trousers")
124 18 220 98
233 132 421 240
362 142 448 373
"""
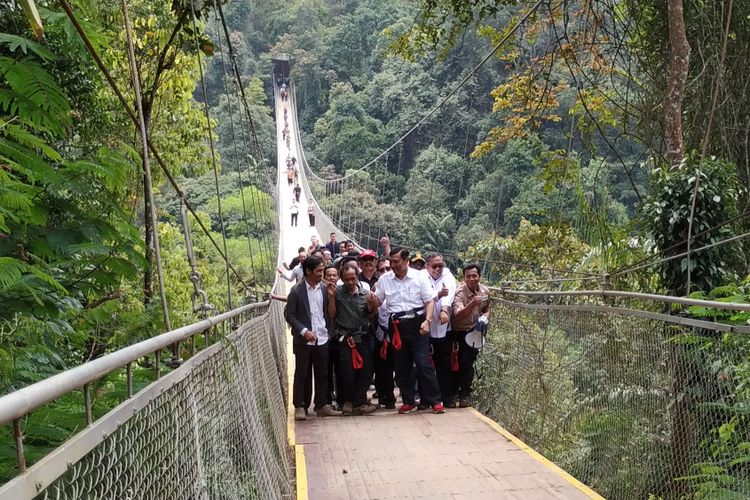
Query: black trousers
293 342 329 410
338 337 372 407
430 336 454 404
290 213 298 226
327 338 341 406
391 317 441 406
308 213 315 226
451 331 479 399
373 337 395 406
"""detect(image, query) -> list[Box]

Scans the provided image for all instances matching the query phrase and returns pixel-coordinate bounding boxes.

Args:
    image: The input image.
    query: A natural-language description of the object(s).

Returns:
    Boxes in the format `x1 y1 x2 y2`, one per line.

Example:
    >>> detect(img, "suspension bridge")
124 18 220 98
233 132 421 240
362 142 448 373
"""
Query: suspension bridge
2 6 750 500
1 70 749 499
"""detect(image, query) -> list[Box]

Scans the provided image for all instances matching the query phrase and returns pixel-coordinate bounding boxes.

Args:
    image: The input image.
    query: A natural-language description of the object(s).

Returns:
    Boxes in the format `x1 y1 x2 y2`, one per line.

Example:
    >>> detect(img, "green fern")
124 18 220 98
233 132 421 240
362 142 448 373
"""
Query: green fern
0 257 64 293
0 56 70 135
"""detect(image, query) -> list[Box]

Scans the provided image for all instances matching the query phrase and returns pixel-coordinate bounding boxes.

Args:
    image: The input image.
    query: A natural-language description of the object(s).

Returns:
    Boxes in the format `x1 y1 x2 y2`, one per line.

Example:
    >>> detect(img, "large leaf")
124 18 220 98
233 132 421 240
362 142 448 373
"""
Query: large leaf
0 34 55 61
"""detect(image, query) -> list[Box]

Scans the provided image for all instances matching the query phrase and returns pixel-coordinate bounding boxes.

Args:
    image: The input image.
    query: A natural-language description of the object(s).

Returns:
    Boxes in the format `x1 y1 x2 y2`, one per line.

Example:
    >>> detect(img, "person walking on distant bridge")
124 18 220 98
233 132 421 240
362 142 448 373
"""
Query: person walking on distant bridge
293 184 301 202
328 263 379 416
285 255 343 420
422 253 457 407
290 198 299 226
370 247 445 414
326 232 339 257
450 264 491 408
308 201 316 226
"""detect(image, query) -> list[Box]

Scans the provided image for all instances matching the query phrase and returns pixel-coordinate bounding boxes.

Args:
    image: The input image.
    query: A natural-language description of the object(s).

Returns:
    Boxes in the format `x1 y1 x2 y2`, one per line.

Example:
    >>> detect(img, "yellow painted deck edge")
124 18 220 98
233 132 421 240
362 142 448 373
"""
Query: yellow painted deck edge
468 408 605 499
286 327 296 447
295 444 308 500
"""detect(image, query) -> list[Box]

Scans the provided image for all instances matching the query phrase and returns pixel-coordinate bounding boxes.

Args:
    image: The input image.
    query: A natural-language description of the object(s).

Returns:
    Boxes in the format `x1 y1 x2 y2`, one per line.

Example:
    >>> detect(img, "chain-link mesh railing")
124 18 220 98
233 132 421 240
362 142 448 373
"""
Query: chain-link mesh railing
475 296 750 499
1 299 292 500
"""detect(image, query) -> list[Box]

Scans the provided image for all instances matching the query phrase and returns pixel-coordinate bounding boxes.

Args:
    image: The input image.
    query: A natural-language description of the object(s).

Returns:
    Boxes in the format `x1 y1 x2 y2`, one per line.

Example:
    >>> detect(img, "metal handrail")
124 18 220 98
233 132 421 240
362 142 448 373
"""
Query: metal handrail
0 300 269 426
493 287 750 312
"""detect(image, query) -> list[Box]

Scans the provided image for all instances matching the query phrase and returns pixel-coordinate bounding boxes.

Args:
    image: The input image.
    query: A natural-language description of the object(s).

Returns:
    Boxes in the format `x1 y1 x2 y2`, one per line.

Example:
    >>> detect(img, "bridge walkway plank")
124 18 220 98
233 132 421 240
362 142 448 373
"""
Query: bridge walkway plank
295 407 595 499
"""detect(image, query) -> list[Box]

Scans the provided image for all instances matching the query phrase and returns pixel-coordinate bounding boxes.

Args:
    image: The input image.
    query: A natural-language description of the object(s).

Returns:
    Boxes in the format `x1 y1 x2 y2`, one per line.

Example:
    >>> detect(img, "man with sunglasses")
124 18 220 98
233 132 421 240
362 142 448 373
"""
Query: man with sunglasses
422 253 458 408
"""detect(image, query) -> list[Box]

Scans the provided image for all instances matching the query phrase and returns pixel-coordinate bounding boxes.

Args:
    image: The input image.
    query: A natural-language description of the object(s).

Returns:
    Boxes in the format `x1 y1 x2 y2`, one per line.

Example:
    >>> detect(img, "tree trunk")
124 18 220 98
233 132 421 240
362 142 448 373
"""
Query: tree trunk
142 110 153 305
665 0 691 169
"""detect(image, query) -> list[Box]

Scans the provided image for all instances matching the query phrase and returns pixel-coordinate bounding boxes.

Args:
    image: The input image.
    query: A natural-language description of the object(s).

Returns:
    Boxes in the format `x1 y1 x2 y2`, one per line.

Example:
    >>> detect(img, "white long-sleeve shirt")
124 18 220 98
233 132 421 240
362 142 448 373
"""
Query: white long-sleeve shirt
422 268 457 339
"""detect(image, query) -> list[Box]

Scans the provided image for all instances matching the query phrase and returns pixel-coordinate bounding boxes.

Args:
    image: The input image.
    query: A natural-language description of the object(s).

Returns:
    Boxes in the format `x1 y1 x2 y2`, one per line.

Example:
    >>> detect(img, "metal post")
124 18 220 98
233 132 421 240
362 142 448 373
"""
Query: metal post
126 363 133 398
83 384 93 426
13 419 26 473
155 350 161 380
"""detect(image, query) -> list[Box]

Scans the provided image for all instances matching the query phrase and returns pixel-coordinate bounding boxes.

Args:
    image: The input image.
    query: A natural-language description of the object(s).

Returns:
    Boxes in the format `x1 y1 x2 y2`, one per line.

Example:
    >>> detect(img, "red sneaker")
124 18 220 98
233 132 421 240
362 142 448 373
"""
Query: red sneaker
398 404 417 414
432 403 445 414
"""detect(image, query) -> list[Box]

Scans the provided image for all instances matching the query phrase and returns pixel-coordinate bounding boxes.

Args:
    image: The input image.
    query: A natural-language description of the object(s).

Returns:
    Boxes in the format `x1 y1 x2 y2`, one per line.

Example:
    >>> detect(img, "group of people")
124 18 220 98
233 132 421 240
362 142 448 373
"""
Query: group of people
280 232 491 420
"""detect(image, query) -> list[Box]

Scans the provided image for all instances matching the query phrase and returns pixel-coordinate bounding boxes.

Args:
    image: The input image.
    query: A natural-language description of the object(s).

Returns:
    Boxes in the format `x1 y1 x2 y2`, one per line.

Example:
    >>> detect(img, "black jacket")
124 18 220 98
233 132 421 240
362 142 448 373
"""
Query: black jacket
284 279 332 346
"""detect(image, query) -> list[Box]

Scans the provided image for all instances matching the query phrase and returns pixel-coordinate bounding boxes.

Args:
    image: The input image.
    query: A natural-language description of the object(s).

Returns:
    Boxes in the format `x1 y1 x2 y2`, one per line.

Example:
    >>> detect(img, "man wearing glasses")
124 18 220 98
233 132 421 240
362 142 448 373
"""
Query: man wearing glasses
423 253 458 408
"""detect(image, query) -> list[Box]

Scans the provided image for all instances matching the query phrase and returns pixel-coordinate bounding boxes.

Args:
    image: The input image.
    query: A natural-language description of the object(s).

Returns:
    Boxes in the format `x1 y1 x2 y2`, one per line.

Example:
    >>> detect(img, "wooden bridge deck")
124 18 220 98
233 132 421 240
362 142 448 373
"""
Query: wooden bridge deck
293 407 601 499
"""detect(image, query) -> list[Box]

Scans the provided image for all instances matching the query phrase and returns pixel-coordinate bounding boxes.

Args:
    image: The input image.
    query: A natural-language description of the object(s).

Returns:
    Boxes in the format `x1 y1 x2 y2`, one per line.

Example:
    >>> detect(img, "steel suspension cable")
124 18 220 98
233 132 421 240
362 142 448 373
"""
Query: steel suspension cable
189 1 233 310
214 0 263 160
214 2 277 273
211 9 262 289
609 229 750 278
58 0 254 293
609 209 750 277
306 0 546 183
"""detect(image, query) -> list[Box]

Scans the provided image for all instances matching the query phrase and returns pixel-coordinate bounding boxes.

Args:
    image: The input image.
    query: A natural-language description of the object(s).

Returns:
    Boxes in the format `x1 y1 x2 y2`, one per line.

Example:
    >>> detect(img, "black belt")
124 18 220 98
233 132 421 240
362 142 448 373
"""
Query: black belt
390 307 425 320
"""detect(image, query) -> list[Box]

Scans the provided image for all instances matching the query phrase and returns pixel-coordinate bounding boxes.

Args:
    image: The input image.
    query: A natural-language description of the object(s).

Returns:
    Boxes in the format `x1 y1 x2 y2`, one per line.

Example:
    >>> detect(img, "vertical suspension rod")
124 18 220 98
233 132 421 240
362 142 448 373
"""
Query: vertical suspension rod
189 2 233 310
121 0 172 337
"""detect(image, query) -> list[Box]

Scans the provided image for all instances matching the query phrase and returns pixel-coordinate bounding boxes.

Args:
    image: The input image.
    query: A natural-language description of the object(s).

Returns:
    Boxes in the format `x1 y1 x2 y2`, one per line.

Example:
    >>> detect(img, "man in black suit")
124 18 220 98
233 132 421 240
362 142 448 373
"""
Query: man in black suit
284 255 343 420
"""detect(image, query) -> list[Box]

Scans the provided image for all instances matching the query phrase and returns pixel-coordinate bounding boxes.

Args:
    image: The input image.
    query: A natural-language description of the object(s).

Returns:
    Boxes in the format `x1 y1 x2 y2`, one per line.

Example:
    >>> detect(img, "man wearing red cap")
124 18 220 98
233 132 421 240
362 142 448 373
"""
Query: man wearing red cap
357 249 379 289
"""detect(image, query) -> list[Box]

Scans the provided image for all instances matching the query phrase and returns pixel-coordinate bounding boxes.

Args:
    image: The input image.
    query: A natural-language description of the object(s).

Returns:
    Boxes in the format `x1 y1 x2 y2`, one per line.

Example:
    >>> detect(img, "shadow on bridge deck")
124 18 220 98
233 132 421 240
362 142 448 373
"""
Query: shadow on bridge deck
292 403 600 500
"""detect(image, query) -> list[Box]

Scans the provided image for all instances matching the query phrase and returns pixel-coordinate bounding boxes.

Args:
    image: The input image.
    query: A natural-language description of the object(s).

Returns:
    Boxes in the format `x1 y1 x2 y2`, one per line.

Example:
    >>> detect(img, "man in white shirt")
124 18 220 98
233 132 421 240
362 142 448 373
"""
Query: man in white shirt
284 255 342 420
369 247 445 414
422 253 458 408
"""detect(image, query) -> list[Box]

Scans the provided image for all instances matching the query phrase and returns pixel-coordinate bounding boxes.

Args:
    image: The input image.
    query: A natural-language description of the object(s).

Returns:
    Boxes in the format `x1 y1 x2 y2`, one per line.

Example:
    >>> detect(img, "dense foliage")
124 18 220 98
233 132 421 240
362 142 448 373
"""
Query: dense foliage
2 0 750 496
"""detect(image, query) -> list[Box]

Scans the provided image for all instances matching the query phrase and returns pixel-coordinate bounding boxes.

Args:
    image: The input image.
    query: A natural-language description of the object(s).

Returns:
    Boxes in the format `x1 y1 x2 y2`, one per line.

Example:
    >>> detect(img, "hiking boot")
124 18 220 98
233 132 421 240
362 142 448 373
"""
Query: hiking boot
458 398 472 408
341 402 353 416
294 407 307 421
356 403 378 415
316 404 343 417
398 403 417 414
432 403 445 414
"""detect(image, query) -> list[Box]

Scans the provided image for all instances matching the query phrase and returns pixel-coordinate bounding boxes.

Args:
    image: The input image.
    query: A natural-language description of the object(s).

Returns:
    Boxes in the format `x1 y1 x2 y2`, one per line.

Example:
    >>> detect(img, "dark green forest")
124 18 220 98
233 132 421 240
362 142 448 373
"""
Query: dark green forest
2 0 750 496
